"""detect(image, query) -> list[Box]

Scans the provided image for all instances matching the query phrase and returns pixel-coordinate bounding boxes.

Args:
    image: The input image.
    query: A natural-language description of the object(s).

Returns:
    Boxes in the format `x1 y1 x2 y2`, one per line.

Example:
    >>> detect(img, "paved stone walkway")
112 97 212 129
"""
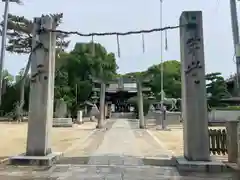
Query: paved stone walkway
88 119 143 166
0 119 238 179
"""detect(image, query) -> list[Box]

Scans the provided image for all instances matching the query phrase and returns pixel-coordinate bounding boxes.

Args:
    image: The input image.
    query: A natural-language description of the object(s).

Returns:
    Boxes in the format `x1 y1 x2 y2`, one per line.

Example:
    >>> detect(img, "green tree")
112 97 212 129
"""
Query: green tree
146 60 181 99
0 13 69 117
127 95 151 117
206 72 230 107
0 68 30 114
55 42 118 118
3 69 14 84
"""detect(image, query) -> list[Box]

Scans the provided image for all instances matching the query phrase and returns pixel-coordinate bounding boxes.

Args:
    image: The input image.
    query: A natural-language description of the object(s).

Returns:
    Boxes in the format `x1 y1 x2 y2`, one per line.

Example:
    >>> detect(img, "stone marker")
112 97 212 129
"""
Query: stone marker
53 99 72 127
55 99 67 118
180 11 210 161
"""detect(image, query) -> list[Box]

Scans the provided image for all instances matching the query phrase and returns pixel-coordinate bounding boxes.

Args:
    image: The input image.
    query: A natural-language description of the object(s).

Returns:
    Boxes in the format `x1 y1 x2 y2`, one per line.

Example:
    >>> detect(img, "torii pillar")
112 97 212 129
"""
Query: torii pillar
180 11 210 161
10 16 61 166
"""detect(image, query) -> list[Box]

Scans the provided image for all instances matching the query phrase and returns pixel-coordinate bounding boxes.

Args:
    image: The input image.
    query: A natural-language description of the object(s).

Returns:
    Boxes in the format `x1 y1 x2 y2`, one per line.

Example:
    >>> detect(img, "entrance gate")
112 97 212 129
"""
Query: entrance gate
10 11 211 165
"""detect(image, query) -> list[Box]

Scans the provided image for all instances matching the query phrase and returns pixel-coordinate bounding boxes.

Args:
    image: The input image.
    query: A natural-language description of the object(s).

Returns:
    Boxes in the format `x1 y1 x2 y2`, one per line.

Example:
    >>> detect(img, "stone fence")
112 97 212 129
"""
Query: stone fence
111 112 136 119
145 111 182 126
209 120 239 163
145 110 240 126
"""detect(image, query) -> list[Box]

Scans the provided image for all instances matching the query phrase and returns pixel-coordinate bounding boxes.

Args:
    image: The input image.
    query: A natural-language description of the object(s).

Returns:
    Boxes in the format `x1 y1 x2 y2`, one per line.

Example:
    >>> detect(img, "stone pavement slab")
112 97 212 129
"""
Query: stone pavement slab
88 119 144 166
57 119 116 165
0 164 237 179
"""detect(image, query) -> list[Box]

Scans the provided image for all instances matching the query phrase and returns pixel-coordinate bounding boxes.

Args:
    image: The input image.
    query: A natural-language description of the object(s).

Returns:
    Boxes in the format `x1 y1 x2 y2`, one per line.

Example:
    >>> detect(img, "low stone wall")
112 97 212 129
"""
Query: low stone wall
146 111 182 125
111 112 136 119
208 110 240 121
52 118 73 127
0 117 28 122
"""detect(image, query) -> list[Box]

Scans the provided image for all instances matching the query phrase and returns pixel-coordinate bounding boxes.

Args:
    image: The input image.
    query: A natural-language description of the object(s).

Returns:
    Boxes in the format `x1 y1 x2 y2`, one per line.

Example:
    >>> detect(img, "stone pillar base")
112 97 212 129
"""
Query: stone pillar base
96 123 104 129
175 156 228 172
156 126 171 131
139 125 145 129
9 152 63 166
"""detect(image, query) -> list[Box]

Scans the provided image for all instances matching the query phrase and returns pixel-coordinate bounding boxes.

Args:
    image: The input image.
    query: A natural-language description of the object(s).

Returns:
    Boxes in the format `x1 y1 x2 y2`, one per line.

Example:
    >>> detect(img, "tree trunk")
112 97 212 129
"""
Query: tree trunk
16 55 31 122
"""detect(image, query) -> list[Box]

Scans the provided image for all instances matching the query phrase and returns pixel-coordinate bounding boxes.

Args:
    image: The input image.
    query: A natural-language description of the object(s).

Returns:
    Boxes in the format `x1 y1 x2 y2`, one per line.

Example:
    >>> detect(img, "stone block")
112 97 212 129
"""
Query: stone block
53 118 73 127
143 156 176 166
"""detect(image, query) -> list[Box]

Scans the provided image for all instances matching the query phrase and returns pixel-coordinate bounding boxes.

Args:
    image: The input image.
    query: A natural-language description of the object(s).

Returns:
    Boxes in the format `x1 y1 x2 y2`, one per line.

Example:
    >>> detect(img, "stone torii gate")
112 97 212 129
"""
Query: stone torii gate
10 11 220 166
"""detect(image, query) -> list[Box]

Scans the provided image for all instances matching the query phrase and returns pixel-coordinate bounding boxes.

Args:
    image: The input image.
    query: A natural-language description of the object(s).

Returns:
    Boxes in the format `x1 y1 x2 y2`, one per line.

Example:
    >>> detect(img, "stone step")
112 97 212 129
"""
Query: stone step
0 164 235 179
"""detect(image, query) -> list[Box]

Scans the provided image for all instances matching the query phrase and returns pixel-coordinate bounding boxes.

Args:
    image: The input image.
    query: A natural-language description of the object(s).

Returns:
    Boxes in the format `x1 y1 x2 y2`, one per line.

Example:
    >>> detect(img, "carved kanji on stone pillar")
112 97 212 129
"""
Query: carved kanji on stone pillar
180 11 210 161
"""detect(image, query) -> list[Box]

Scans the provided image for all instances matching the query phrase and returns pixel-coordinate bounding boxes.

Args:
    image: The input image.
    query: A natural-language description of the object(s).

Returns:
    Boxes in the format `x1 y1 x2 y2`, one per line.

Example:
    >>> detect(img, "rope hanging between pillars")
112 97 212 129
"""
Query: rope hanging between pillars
60 35 64 52
57 34 64 58
116 34 121 57
165 30 168 51
91 35 95 56
142 33 145 53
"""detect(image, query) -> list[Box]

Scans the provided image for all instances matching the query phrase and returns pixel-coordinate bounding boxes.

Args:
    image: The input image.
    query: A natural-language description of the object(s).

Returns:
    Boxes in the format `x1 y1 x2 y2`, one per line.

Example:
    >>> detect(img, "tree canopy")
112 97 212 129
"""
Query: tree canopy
0 57 232 114
206 72 230 107
54 41 118 115
125 60 231 109
1 13 69 54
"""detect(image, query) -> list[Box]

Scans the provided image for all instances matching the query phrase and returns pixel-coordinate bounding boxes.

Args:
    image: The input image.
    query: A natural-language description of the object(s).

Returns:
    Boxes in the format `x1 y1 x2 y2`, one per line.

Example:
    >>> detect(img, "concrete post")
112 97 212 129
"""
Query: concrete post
137 80 144 129
180 11 210 161
26 16 55 156
226 120 238 163
97 82 105 128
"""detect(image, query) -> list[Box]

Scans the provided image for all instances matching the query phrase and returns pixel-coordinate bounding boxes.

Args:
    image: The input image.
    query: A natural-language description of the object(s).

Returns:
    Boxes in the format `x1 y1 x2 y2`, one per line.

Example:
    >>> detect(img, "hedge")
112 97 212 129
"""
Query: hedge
213 106 240 111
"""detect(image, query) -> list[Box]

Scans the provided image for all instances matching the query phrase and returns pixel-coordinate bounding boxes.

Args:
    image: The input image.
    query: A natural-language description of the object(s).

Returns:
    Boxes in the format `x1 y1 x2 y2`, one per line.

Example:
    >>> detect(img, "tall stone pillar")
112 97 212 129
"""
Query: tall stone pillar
26 16 56 156
238 121 240 167
137 80 144 129
180 11 210 161
100 82 106 121
50 21 57 124
97 82 105 128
